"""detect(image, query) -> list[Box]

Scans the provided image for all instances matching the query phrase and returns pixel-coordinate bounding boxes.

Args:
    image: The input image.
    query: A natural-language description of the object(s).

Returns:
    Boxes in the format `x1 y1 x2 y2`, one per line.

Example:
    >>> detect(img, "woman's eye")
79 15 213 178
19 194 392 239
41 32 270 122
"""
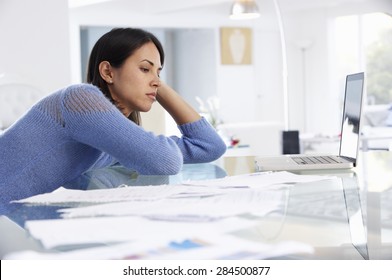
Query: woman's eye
141 68 149 73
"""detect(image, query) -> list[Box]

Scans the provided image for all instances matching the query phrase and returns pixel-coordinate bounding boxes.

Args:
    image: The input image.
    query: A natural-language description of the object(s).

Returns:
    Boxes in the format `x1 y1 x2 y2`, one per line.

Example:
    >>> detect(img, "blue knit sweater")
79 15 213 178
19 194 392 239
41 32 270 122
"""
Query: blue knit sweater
0 84 226 213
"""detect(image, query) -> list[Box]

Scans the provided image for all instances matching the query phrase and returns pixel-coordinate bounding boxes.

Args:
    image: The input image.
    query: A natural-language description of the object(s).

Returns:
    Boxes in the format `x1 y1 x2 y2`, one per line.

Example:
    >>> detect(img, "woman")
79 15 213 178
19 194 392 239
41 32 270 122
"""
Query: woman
0 28 226 213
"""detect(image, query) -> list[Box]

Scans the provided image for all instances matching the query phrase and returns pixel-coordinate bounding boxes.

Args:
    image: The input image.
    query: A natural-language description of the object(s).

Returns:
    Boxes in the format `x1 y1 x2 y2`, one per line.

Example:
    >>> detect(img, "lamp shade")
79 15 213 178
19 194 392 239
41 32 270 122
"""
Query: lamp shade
230 0 260 20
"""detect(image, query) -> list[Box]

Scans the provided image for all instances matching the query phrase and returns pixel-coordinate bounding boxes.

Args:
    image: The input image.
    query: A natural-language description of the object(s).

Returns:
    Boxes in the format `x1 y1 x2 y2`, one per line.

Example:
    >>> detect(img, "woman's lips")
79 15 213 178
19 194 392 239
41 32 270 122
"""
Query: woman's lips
146 92 157 101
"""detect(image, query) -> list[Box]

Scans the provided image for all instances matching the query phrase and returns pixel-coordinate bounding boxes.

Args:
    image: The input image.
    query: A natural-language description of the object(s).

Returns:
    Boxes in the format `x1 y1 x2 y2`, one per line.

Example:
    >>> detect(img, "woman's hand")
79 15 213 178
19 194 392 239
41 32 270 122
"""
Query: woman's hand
156 81 201 125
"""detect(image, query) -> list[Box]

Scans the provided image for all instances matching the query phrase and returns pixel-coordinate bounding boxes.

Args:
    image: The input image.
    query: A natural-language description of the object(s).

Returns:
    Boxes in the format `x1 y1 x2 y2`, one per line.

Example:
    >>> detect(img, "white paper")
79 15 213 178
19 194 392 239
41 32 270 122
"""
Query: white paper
13 171 332 206
24 216 257 249
59 187 289 220
183 171 335 188
4 234 314 260
12 184 225 205
145 235 314 260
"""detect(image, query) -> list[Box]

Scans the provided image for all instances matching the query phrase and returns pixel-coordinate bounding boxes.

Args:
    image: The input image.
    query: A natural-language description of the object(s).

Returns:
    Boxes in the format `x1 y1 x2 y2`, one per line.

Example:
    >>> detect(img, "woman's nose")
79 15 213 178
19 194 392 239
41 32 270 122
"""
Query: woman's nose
151 76 161 87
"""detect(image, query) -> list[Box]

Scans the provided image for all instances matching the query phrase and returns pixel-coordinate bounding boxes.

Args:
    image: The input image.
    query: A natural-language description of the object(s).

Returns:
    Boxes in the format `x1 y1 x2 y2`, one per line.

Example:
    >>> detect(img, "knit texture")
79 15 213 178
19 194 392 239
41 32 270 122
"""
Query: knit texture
0 84 226 213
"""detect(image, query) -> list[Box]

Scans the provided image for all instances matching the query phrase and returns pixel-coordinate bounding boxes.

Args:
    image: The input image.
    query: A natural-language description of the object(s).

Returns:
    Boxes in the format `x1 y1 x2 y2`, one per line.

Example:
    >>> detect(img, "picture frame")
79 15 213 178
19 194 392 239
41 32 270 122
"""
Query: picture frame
220 27 252 65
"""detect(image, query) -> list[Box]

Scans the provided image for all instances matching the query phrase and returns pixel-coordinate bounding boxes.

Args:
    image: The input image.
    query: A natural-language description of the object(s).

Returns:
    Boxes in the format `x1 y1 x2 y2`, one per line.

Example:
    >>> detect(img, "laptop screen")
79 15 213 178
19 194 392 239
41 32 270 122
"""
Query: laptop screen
339 72 365 160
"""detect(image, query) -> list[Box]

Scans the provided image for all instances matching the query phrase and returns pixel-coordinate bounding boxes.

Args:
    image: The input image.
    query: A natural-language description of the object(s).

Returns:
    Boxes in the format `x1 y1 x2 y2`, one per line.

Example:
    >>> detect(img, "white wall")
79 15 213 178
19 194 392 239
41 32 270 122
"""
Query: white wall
285 8 335 134
171 29 217 111
0 0 71 94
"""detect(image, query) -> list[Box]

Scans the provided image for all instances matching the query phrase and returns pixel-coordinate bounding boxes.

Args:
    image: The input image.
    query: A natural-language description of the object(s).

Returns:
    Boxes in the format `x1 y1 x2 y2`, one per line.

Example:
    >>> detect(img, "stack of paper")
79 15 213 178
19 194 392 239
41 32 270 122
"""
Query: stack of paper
9 171 334 259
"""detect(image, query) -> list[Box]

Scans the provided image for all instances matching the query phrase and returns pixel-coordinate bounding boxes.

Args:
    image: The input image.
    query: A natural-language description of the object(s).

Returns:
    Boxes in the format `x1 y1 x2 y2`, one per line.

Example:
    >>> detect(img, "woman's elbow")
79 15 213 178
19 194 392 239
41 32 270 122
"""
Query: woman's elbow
190 139 227 163
156 158 183 175
140 152 183 176
208 140 227 161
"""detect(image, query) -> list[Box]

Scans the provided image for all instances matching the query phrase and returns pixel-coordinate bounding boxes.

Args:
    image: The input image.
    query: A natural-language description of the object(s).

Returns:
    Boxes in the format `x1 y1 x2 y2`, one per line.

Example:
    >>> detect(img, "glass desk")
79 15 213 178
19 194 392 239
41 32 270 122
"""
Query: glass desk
1 150 391 260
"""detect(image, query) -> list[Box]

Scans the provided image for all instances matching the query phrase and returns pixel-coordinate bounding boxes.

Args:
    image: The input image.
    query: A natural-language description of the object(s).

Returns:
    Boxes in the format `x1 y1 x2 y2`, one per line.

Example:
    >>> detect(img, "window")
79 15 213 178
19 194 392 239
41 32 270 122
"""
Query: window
334 12 392 106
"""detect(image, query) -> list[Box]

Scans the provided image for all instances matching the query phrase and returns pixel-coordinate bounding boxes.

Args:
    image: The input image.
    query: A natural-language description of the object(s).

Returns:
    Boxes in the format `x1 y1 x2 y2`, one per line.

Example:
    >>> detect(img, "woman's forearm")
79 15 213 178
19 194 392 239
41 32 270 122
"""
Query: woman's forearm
156 82 201 125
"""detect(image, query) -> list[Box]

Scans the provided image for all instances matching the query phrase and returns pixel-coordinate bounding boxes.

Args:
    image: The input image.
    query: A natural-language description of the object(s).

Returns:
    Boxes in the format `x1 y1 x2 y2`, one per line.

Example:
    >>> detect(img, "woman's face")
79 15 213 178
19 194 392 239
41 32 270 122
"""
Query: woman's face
108 42 162 116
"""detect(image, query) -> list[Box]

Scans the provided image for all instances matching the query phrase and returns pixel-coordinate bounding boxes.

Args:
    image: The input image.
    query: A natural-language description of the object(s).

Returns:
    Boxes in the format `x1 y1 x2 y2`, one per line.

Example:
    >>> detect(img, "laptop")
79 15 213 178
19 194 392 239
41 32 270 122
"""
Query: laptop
255 72 365 171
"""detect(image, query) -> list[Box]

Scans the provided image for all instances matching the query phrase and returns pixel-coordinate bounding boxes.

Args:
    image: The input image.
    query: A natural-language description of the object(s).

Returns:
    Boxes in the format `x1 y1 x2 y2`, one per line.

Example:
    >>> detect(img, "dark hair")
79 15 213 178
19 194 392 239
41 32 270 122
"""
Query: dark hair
86 28 165 125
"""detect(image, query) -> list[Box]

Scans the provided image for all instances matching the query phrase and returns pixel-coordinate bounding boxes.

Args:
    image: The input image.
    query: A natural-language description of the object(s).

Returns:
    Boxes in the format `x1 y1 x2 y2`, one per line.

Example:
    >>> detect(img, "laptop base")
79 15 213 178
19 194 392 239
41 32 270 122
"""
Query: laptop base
255 155 354 172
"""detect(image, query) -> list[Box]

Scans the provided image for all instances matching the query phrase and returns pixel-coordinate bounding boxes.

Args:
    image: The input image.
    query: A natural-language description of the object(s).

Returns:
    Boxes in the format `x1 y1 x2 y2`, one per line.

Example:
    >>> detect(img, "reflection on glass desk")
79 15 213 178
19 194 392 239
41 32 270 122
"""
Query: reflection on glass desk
1 150 392 260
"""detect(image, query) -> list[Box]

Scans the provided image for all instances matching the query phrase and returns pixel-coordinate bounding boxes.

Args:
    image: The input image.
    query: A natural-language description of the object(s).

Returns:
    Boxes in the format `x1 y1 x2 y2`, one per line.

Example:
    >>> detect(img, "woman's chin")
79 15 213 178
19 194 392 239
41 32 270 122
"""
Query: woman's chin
139 105 153 113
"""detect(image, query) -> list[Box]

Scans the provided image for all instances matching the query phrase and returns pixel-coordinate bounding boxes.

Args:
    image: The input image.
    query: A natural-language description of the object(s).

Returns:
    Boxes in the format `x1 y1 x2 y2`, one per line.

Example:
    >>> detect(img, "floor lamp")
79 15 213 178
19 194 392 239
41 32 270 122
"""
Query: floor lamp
272 0 300 154
230 0 300 154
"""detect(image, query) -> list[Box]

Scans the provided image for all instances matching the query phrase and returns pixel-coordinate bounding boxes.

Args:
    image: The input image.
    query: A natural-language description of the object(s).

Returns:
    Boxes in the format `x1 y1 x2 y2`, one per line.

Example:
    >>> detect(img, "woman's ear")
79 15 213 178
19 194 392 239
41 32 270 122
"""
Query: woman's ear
98 61 114 84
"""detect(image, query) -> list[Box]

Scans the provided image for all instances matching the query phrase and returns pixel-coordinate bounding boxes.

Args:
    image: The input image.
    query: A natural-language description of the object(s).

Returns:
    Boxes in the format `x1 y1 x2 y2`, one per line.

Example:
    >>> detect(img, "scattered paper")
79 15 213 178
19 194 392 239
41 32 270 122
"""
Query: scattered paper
183 171 335 188
9 171 332 259
13 171 333 205
59 187 289 219
24 216 257 250
4 234 314 260
12 184 225 205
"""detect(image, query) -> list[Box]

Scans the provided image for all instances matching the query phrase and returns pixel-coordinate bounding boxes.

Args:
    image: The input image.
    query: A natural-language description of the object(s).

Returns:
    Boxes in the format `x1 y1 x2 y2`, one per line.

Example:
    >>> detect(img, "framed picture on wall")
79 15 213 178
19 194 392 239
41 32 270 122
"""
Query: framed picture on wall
220 27 252 65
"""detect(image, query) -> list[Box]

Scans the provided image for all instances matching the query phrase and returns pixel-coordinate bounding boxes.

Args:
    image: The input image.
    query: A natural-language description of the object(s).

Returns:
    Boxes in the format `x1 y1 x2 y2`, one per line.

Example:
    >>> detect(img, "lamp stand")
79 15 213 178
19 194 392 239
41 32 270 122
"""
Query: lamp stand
272 0 300 154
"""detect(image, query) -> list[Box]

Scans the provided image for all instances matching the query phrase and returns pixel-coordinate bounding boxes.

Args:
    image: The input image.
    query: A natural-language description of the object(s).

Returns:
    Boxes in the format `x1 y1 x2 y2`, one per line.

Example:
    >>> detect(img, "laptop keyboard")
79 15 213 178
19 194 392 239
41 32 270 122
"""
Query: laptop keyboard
292 155 345 165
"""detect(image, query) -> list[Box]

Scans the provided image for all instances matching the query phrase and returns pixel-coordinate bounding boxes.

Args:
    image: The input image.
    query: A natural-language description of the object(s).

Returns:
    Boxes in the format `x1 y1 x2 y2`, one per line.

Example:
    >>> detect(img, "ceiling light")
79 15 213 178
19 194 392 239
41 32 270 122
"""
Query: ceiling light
229 0 260 20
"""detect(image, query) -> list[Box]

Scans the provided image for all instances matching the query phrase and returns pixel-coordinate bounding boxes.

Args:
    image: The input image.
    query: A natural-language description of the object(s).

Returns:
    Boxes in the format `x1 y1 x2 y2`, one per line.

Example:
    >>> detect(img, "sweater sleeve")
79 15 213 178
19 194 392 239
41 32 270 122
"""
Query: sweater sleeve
61 85 183 175
172 118 227 164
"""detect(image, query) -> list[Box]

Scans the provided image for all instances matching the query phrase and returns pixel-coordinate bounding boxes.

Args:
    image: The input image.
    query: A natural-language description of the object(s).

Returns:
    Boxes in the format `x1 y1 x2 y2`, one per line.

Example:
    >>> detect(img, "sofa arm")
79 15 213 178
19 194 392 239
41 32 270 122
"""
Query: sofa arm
0 83 43 129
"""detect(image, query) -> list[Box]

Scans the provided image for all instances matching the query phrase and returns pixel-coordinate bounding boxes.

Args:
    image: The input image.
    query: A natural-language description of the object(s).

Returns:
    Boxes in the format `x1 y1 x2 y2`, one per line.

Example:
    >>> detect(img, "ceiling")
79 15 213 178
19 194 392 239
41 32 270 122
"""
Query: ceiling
68 0 375 13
